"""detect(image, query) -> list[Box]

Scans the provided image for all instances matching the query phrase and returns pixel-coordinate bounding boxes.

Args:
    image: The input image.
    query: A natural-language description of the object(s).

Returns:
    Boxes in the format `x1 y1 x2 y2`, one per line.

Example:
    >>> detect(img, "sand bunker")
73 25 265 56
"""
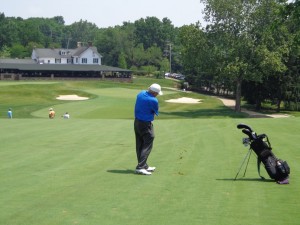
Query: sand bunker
56 95 89 100
165 97 202 104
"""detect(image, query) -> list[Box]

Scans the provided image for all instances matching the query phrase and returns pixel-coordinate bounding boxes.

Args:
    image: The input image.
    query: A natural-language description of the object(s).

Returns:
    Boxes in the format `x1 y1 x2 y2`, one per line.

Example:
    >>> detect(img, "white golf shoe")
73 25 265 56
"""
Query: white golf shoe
135 168 152 175
146 166 156 172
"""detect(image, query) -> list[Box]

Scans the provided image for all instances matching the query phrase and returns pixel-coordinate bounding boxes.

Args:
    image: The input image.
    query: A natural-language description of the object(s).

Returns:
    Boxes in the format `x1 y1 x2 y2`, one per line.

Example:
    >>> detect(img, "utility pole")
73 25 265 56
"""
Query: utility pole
167 43 172 74
67 38 71 49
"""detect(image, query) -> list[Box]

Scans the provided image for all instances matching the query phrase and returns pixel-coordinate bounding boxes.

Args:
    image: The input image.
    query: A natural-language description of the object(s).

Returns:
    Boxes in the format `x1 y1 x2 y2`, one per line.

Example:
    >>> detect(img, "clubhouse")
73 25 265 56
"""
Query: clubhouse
0 43 132 81
0 59 132 81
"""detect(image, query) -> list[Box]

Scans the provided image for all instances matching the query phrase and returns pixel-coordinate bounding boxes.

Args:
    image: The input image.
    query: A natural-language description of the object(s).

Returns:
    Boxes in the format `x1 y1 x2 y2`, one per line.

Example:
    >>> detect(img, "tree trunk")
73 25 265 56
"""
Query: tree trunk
276 99 281 112
255 100 262 111
235 78 242 112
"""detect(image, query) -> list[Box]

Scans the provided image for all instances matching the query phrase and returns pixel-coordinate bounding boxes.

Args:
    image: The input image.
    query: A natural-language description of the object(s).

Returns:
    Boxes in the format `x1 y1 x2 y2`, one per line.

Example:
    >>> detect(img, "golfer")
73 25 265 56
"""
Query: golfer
49 108 55 119
7 108 12 119
63 112 70 119
134 83 163 175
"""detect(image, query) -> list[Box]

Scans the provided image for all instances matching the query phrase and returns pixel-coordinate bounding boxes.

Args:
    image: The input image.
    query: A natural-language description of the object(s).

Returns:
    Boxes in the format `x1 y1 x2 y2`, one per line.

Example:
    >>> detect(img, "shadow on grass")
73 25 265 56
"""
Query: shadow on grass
159 107 248 119
216 178 274 182
107 169 136 174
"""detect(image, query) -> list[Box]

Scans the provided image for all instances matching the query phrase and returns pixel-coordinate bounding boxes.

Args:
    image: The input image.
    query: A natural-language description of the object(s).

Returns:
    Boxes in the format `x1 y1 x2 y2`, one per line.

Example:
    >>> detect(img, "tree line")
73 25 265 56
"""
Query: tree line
0 14 180 75
0 0 299 112
181 0 299 112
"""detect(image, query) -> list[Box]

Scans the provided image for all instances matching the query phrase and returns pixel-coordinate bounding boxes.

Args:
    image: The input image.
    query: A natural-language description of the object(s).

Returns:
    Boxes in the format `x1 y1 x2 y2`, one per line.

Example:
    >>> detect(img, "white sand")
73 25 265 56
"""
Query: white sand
56 95 89 100
165 97 202 104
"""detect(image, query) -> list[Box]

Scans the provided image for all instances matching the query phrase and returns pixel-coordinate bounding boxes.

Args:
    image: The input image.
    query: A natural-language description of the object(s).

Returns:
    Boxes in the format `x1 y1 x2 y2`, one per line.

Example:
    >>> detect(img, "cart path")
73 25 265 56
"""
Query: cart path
217 97 290 118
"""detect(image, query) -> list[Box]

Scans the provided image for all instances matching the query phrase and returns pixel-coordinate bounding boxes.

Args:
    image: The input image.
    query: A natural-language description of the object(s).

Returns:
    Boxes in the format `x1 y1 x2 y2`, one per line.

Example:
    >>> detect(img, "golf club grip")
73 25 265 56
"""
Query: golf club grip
237 124 253 132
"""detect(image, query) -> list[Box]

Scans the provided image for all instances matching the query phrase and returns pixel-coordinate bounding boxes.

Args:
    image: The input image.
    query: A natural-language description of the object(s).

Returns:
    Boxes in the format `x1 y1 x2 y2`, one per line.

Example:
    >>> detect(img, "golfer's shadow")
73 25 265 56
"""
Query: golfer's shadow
107 169 136 175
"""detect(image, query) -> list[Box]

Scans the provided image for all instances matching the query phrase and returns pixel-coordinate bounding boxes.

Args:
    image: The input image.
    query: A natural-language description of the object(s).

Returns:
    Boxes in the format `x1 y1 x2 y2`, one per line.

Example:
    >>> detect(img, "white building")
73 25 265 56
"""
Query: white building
31 42 102 65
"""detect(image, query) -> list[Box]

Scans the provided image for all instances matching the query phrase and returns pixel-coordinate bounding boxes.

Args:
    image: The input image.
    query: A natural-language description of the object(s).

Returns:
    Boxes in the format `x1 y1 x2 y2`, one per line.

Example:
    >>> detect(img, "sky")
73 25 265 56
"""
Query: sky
2 0 206 28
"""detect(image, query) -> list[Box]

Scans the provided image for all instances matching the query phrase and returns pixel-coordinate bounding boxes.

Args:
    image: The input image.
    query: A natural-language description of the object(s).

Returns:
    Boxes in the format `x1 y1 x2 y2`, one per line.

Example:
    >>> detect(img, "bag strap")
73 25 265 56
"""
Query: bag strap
257 134 271 180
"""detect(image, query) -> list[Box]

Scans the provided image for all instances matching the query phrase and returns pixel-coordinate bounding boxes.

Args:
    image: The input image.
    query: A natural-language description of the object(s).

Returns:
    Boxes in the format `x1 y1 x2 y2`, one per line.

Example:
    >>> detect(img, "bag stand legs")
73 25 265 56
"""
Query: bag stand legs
234 148 252 180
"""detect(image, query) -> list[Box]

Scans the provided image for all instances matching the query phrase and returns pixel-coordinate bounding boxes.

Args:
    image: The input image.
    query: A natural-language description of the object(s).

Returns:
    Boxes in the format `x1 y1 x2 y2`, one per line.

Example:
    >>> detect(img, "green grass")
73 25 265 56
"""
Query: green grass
0 79 247 119
1 118 299 225
0 78 299 225
2 78 298 119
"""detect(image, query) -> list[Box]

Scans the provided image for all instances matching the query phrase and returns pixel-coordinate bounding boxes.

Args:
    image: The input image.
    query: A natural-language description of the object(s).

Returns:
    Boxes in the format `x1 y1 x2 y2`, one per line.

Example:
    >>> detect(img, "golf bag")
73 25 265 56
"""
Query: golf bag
237 124 290 182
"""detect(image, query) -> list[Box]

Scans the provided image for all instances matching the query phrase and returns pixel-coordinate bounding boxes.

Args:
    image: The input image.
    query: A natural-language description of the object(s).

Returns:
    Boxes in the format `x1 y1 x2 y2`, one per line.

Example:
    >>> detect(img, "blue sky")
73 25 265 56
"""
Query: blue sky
2 0 205 28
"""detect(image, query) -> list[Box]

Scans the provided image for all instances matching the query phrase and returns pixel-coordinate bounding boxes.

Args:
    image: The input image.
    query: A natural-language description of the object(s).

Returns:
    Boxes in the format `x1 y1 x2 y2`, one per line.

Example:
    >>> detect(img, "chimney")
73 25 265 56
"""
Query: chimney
88 41 93 47
77 42 82 48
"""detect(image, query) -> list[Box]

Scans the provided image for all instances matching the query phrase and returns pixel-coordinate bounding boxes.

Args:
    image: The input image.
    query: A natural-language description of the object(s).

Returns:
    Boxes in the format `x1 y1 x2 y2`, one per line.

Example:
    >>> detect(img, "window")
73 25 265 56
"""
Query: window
82 58 87 64
93 58 99 64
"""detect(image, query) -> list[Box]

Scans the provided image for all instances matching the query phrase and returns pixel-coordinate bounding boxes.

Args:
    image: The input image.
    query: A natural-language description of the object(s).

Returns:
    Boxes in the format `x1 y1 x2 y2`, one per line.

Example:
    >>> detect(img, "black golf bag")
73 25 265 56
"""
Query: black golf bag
237 124 290 182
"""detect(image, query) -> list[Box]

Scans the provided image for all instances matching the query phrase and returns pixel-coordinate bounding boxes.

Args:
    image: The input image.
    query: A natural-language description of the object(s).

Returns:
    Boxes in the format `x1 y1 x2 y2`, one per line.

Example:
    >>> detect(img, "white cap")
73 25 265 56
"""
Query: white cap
149 83 163 95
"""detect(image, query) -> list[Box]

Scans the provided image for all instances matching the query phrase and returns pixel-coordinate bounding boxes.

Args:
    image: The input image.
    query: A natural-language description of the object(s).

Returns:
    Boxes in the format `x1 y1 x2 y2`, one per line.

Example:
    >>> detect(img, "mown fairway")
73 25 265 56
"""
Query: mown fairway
0 79 299 225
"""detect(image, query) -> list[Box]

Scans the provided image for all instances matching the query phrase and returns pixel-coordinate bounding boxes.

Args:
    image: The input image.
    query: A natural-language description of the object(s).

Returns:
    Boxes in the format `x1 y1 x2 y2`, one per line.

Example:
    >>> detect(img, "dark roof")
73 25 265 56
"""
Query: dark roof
0 59 35 64
33 47 102 58
72 46 102 58
33 49 61 58
0 59 131 72
72 47 88 56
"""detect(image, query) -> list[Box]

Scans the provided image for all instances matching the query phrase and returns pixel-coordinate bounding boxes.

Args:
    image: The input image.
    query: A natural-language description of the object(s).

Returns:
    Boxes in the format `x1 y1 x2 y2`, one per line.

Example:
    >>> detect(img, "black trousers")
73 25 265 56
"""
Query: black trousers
134 119 155 169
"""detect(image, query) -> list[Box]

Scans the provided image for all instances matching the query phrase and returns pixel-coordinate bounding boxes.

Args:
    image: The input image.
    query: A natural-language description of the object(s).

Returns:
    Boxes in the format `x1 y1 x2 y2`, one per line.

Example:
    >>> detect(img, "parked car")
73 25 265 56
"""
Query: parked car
171 73 185 80
165 73 185 80
176 74 185 80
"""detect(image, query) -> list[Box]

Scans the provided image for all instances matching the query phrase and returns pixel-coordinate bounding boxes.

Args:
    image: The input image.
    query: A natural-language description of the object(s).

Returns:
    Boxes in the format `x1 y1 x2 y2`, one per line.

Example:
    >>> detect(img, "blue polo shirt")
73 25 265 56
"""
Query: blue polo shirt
135 90 159 122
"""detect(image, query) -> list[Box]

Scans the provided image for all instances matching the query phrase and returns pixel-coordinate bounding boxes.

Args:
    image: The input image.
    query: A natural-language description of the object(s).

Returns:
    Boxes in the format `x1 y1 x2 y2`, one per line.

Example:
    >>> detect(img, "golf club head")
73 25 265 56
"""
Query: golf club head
242 137 250 146
237 124 253 132
242 128 257 140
